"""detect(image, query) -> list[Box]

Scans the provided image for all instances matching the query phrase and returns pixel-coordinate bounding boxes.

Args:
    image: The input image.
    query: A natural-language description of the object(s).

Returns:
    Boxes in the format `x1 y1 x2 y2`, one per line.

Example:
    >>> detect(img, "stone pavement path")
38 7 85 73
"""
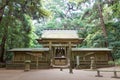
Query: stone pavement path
0 67 120 80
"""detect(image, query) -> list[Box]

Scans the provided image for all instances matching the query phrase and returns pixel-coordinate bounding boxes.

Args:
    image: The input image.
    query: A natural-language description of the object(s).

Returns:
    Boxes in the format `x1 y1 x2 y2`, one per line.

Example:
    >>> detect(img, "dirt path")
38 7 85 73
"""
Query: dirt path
0 67 120 80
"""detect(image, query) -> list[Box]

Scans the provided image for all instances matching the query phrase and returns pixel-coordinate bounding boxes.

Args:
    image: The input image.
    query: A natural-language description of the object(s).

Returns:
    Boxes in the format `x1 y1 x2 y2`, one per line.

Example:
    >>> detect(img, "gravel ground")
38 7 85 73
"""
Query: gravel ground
0 67 120 80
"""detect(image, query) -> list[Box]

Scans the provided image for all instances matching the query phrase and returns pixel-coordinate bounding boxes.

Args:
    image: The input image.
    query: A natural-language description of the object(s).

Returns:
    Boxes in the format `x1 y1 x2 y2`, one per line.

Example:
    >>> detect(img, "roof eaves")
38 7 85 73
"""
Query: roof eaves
72 48 112 51
8 48 49 52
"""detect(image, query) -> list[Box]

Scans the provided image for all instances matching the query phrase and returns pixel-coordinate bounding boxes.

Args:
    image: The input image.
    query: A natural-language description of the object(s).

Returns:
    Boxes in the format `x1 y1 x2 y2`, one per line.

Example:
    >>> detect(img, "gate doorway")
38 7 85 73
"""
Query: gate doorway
52 46 68 66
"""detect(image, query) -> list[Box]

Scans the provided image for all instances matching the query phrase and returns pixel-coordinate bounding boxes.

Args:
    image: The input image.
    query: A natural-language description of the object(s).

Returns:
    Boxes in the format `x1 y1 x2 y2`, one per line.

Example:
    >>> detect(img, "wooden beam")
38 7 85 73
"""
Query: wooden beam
36 56 39 69
49 41 53 66
37 38 84 44
42 44 77 47
68 41 73 73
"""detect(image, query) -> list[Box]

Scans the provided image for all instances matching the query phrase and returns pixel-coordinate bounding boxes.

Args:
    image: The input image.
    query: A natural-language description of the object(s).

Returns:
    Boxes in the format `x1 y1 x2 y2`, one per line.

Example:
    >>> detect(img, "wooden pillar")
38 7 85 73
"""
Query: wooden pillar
95 70 103 77
107 52 111 61
76 56 79 69
36 56 39 69
13 53 15 62
49 41 52 67
111 71 120 78
68 41 73 73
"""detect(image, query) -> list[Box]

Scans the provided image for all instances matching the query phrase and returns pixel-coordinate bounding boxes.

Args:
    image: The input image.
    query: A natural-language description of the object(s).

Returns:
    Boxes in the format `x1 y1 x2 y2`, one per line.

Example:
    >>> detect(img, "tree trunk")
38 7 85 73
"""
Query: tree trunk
97 2 108 47
0 0 10 63
0 9 4 22
0 26 8 62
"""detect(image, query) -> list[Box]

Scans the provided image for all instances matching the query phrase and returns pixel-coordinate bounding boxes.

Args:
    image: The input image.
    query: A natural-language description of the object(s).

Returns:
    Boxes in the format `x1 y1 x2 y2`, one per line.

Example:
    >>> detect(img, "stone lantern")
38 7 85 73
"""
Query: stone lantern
90 56 96 70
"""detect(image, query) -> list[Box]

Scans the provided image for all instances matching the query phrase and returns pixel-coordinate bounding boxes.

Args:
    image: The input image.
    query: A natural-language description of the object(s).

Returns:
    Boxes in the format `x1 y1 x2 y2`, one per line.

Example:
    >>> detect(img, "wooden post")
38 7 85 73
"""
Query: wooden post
49 41 52 67
68 42 73 73
95 70 103 77
76 56 79 69
13 53 15 62
112 71 120 78
36 56 39 69
60 67 63 71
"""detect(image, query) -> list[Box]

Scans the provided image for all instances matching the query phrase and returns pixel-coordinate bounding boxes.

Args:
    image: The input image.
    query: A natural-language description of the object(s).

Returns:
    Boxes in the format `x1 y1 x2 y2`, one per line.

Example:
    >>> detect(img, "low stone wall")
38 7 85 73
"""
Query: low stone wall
73 61 112 69
6 61 51 69
6 63 25 69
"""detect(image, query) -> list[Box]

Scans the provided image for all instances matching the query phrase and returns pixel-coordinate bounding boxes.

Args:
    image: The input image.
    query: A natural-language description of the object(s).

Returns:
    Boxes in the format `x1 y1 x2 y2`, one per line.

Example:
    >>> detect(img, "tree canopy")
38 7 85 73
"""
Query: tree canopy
35 0 120 59
0 0 50 62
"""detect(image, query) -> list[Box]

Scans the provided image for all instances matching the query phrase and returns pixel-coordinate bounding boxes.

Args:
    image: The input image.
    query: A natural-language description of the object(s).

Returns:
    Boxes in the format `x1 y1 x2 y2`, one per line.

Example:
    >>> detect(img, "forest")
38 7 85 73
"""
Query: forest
0 0 120 63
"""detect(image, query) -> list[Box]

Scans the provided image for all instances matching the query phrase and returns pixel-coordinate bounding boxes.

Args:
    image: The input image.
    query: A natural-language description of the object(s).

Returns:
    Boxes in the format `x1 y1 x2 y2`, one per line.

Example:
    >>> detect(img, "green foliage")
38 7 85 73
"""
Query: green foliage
108 61 115 65
112 2 120 18
0 0 50 62
3 14 37 49
1 0 120 61
107 21 120 59
35 0 120 60
0 0 50 46
108 59 120 66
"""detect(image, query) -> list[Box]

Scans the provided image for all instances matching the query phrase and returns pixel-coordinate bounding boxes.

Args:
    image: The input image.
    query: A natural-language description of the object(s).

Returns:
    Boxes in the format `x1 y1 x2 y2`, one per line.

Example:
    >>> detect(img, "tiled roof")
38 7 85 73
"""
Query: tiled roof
8 48 49 52
72 48 112 51
41 30 79 39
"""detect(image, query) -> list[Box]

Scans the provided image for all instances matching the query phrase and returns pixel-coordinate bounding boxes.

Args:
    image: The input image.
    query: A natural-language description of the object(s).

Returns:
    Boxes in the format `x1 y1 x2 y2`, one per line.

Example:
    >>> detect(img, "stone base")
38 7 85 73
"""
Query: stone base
111 76 120 78
95 75 103 77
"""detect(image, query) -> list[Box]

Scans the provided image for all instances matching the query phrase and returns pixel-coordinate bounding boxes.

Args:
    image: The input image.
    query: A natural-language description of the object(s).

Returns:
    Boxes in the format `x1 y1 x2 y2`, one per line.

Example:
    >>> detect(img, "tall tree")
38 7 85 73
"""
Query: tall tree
0 0 49 62
97 0 108 47
35 0 120 59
